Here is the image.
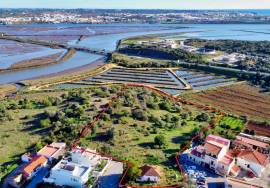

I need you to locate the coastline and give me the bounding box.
[0,49,76,73]
[21,58,107,87]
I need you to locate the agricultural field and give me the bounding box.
[245,121,270,137]
[175,69,236,90]
[208,116,246,140]
[182,83,270,121]
[79,86,221,187]
[83,67,186,94]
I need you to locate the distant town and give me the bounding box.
[1,9,270,24]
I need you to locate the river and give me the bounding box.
[0,23,270,84]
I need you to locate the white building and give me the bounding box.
[138,165,160,182]
[236,150,269,177]
[188,135,233,175]
[37,142,66,162]
[44,147,109,188]
[213,53,246,65]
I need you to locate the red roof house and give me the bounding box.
[22,155,48,178]
[138,165,160,182]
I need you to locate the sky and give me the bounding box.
[1,0,270,9]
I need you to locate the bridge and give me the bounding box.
[0,34,112,56]
[67,45,111,56]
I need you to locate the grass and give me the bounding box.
[207,115,246,140]
[109,53,171,67]
[80,87,216,187]
[217,116,245,129]
[120,36,160,45]
[0,106,58,164]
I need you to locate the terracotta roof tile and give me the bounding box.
[206,134,230,147]
[38,145,58,157]
[236,136,269,149]
[204,142,222,156]
[220,154,233,165]
[140,165,160,177]
[238,150,268,166]
[22,155,47,177]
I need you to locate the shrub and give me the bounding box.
[40,118,51,128]
[154,135,166,148]
[132,108,148,121]
[196,113,210,122]
[127,160,141,181]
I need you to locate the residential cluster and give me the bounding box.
[183,133,270,187]
[1,9,270,24]
[4,133,270,188]
[6,143,120,188]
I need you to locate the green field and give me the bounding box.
[80,86,217,186]
[206,115,246,140]
[0,87,118,181]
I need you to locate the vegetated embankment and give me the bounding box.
[0,49,76,72]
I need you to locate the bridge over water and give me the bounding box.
[0,34,112,56]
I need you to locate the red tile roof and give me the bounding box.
[140,165,160,177]
[231,165,240,173]
[206,134,230,147]
[238,150,269,166]
[22,155,47,177]
[220,154,233,165]
[38,145,58,157]
[204,142,222,156]
[236,136,269,149]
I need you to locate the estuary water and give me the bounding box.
[0,23,270,84]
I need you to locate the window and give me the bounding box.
[211,161,214,165]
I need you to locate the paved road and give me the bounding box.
[97,161,124,188]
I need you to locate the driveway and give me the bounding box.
[97,161,124,188]
[2,164,25,188]
[26,166,49,188]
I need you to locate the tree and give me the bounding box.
[34,141,44,152]
[196,113,210,122]
[154,135,166,148]
[42,98,52,107]
[0,104,7,119]
[132,108,148,121]
[127,160,141,180]
[8,100,18,110]
[159,100,172,111]
[106,127,115,140]
[40,118,51,128]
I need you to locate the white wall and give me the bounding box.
[237,158,264,177]
[188,154,204,165]
[71,151,100,167]
[45,166,91,188]
[138,176,159,182]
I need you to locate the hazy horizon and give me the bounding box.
[1,0,270,9]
